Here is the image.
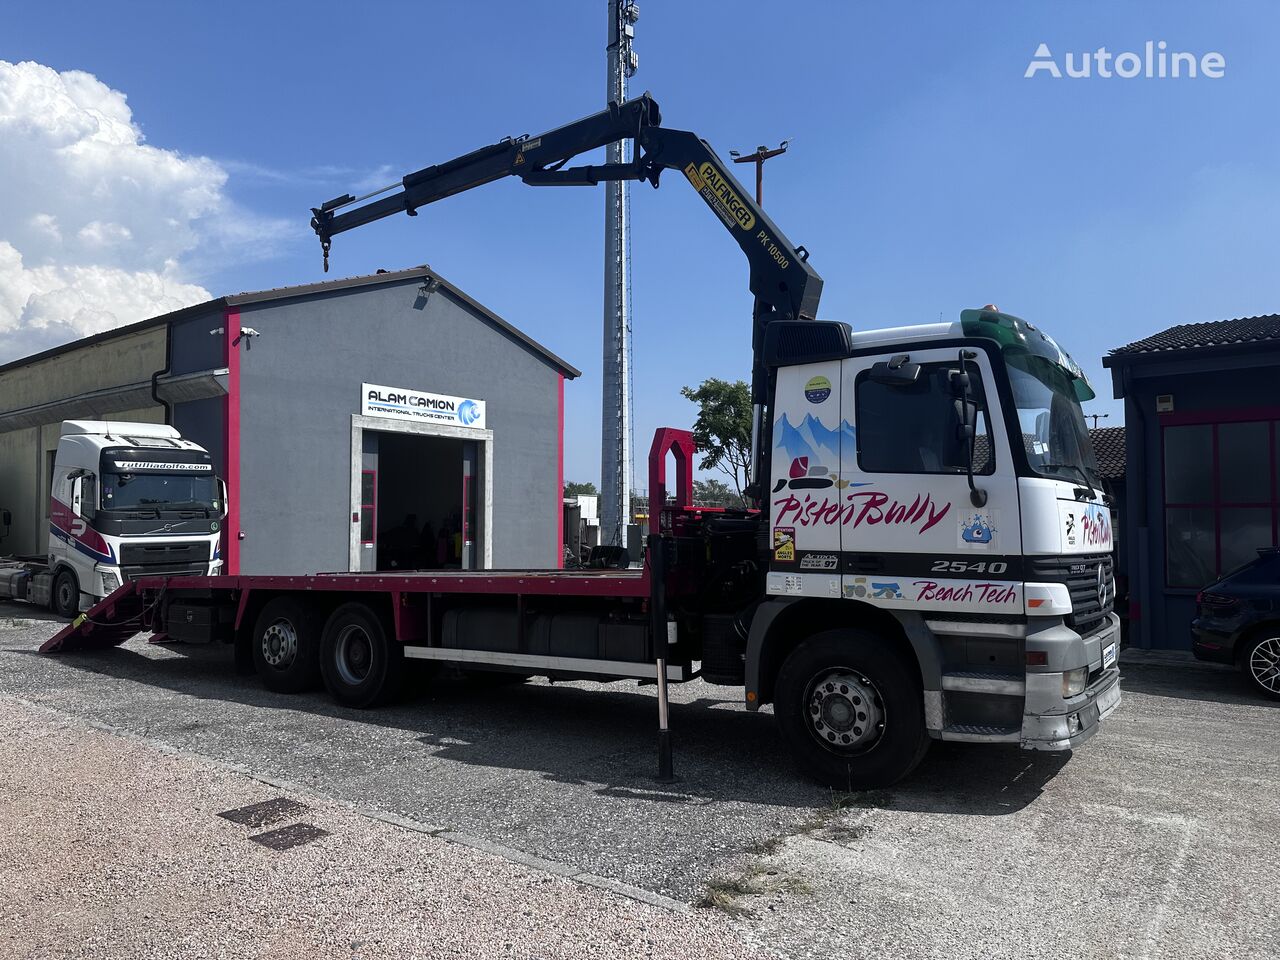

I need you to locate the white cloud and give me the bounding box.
[0,59,286,360]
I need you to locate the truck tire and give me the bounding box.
[774,628,929,790]
[320,602,403,708]
[251,597,321,694]
[52,568,80,620]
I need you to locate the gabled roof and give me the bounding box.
[0,265,580,379]
[1106,314,1280,360]
[1089,426,1126,481]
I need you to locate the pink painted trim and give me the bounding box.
[224,309,241,575]
[556,373,565,568]
[1159,406,1280,426]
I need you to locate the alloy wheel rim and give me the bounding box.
[1250,637,1280,693]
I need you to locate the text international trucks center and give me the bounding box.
[0,266,578,577]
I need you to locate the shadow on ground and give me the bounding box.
[22,637,1069,815]
[1118,655,1276,709]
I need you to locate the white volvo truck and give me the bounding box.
[0,420,225,618]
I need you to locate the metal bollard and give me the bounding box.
[648,533,675,782]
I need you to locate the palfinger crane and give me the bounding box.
[309,93,822,503]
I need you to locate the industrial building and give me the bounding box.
[0,266,578,575]
[1105,314,1280,649]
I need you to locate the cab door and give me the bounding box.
[837,346,1024,615]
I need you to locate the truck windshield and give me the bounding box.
[959,308,1100,488]
[1007,355,1100,485]
[101,472,221,513]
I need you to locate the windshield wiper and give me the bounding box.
[1041,462,1097,501]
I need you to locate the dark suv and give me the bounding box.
[1192,548,1280,700]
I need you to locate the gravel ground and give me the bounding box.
[713,650,1280,960]
[0,697,764,960]
[2,609,1277,958]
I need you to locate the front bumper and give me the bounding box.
[1021,612,1122,751]
[1021,666,1121,750]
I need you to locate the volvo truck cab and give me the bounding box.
[46,420,226,617]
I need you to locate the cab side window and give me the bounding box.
[856,362,994,475]
[81,474,97,518]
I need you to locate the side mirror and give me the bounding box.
[70,477,83,517]
[869,355,921,386]
[954,350,988,508]
[219,479,229,519]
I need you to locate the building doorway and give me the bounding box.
[350,415,490,573]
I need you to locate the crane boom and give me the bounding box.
[310,93,824,501]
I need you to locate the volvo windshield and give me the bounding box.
[101,471,221,513]
[960,307,1100,488]
[98,448,221,515]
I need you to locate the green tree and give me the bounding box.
[680,378,752,498]
[693,477,745,509]
[563,481,598,497]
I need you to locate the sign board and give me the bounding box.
[112,460,213,472]
[361,383,486,429]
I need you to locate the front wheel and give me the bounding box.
[320,602,403,708]
[51,568,80,620]
[1241,633,1280,700]
[774,629,929,790]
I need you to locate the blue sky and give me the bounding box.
[3,1,1277,487]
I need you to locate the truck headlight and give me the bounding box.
[1062,666,1088,698]
[101,571,121,594]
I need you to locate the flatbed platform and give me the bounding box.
[132,567,650,597]
[40,565,654,655]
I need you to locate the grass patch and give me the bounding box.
[698,865,814,916]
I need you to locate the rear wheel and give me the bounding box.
[320,602,403,708]
[251,597,321,694]
[51,568,80,620]
[1241,633,1280,700]
[774,629,929,790]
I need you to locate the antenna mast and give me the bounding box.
[601,0,639,547]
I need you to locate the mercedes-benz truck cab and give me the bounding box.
[48,420,226,617]
[766,307,1120,757]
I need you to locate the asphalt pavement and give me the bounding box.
[1,608,1276,959]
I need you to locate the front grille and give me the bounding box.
[1029,553,1115,637]
[119,542,212,566]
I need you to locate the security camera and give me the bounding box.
[231,327,262,350]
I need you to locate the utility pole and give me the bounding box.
[729,141,790,206]
[601,0,639,547]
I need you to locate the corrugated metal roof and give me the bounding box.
[1108,314,1280,358]
[0,265,580,379]
[1089,425,1125,481]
